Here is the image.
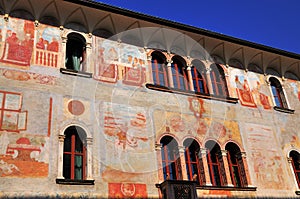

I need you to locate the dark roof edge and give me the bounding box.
[64,0,300,60]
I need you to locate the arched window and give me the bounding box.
[290,150,300,188]
[63,126,87,180]
[151,51,168,87]
[269,77,287,108]
[225,142,247,187]
[65,33,86,71]
[160,136,182,180]
[205,140,226,187]
[171,56,188,90]
[183,138,204,185]
[191,60,208,94]
[210,64,228,97]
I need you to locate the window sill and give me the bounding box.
[273,106,295,114]
[56,178,94,185]
[60,68,92,78]
[196,185,257,191]
[146,83,238,104]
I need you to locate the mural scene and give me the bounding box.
[0,90,49,178]
[101,102,156,187]
[94,38,147,86]
[229,68,271,109]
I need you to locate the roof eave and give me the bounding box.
[64,0,300,60]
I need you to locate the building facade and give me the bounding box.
[1,0,300,198]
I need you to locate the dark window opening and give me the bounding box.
[184,138,205,185]
[161,136,182,180]
[205,140,225,187]
[269,77,287,108]
[151,51,168,87]
[171,56,188,90]
[210,64,228,97]
[63,126,87,180]
[225,142,247,187]
[191,60,208,94]
[290,150,300,188]
[65,33,86,71]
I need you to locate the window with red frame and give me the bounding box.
[225,142,247,187]
[0,90,27,132]
[151,51,168,87]
[290,150,300,188]
[160,136,182,180]
[269,77,288,108]
[191,60,208,94]
[210,64,228,97]
[171,56,188,90]
[205,140,226,187]
[184,138,205,185]
[63,126,87,180]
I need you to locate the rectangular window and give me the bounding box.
[0,90,27,132]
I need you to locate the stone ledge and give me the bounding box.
[146,83,238,103]
[56,178,95,185]
[60,68,93,78]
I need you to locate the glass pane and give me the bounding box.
[75,135,83,153]
[75,155,83,180]
[63,154,71,179]
[64,135,71,152]
[170,162,177,180]
[213,165,221,186]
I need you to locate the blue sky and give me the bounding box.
[95,0,300,55]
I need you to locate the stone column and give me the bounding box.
[240,152,253,187]
[221,150,233,187]
[167,60,174,88]
[186,65,194,91]
[84,40,92,73]
[57,134,65,179]
[178,146,188,180]
[205,67,214,94]
[86,137,93,180]
[61,35,67,69]
[200,148,212,186]
[147,55,153,83]
[156,143,164,182]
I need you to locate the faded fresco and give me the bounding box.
[0,89,50,177]
[0,17,34,67]
[101,102,156,183]
[153,98,243,148]
[244,123,289,190]
[229,69,272,109]
[34,23,60,67]
[94,38,147,86]
[108,183,147,198]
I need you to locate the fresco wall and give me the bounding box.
[0,15,300,198]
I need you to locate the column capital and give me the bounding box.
[155,143,162,151]
[221,149,228,156]
[287,157,293,163]
[205,67,211,74]
[86,137,93,144]
[178,145,186,153]
[240,151,247,158]
[147,55,152,61]
[200,148,207,155]
[167,59,173,66]
[58,135,65,141]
